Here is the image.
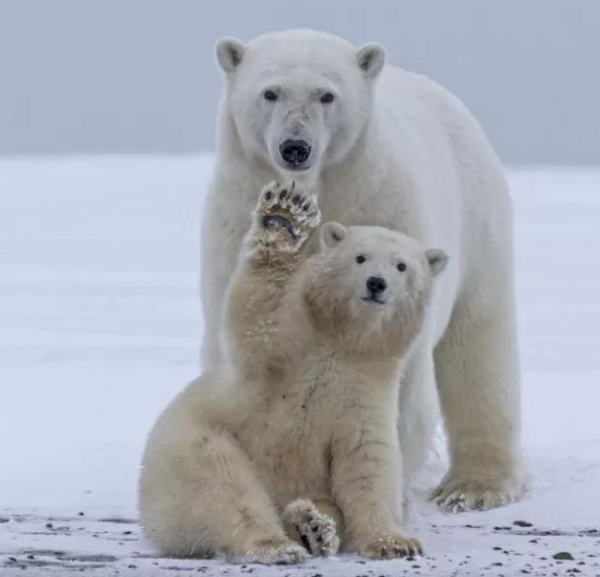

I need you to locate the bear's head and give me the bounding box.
[216,30,385,181]
[303,223,447,357]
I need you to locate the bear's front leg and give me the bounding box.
[244,181,321,265]
[331,397,423,559]
[222,181,320,375]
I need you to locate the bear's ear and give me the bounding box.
[216,37,246,73]
[320,222,348,249]
[356,43,386,79]
[426,249,448,276]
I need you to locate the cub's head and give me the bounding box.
[303,223,448,355]
[216,30,385,182]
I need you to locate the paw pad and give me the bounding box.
[255,181,321,248]
[282,500,340,557]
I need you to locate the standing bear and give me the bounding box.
[139,181,447,561]
[200,29,524,510]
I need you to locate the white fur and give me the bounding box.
[200,29,524,511]
[139,183,435,560]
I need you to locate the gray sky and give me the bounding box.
[1,0,599,164]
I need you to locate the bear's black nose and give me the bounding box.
[366,276,387,294]
[280,139,312,167]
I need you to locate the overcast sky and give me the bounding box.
[0,0,598,164]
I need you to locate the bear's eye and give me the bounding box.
[320,92,335,104]
[263,90,279,102]
[356,255,366,264]
[397,262,407,272]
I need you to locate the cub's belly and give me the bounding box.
[235,390,335,509]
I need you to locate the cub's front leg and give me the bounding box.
[223,181,320,375]
[331,393,423,559]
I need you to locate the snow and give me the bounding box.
[1,156,599,576]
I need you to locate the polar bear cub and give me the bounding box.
[138,181,447,563]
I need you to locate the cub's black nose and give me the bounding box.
[280,139,311,167]
[366,276,387,294]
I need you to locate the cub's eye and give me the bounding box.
[356,255,366,264]
[320,92,335,104]
[263,90,278,102]
[397,262,407,272]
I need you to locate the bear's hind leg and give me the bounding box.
[398,345,440,483]
[282,499,341,557]
[140,426,306,563]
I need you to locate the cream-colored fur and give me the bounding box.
[139,181,447,562]
[202,30,525,512]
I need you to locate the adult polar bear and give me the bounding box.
[201,29,524,511]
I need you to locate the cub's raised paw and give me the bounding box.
[254,181,320,250]
[357,532,423,560]
[282,499,340,557]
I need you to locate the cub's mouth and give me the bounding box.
[361,296,387,306]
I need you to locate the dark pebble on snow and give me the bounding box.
[553,552,575,560]
[514,520,533,527]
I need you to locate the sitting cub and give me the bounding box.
[139,181,447,563]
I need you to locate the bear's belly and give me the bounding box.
[234,370,340,509]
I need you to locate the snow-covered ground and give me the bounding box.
[1,156,599,576]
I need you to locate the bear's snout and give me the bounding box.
[279,139,312,168]
[366,276,387,295]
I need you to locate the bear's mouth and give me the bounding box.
[282,162,312,173]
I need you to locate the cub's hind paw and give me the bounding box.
[283,499,340,557]
[240,539,309,565]
[255,181,320,246]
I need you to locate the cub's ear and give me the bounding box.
[426,249,448,276]
[320,222,348,249]
[216,37,246,73]
[356,43,386,79]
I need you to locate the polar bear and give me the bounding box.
[200,29,524,511]
[139,181,447,561]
